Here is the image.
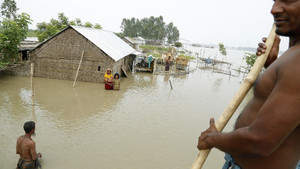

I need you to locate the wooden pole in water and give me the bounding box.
[190,24,277,169]
[153,58,157,73]
[30,62,35,106]
[73,50,85,88]
[29,62,38,121]
[169,80,173,90]
[30,62,34,95]
[132,61,135,73]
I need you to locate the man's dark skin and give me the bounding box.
[16,122,42,166]
[197,0,300,169]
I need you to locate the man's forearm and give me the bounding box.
[205,127,265,157]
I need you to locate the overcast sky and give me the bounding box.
[13,0,289,50]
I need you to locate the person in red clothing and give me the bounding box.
[104,68,113,90]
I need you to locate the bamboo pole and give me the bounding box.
[73,50,85,88]
[169,80,173,90]
[153,58,157,73]
[30,62,35,105]
[30,62,37,121]
[190,24,277,169]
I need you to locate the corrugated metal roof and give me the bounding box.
[71,26,136,61]
[24,37,39,42]
[124,37,136,44]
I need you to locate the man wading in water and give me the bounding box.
[197,0,300,169]
[16,121,42,169]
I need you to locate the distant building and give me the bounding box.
[19,37,40,61]
[123,36,146,49]
[135,36,146,45]
[29,25,136,83]
[123,37,137,49]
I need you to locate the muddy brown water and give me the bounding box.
[0,65,252,169]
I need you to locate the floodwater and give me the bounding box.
[0,49,253,169]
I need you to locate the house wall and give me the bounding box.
[111,55,132,77]
[31,28,118,83]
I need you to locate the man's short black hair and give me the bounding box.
[23,121,35,134]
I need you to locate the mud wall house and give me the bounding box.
[30,25,136,83]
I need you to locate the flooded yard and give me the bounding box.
[0,56,252,169]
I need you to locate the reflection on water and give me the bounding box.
[0,62,252,169]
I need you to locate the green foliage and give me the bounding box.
[140,45,173,59]
[218,42,227,56]
[94,23,102,29]
[166,22,179,44]
[0,61,10,69]
[36,21,59,42]
[174,42,183,48]
[114,32,124,38]
[178,51,185,54]
[121,17,141,37]
[26,29,36,37]
[1,0,18,19]
[178,54,195,60]
[141,16,166,41]
[35,13,69,42]
[0,0,31,64]
[84,22,93,28]
[148,53,161,58]
[139,45,169,52]
[74,18,82,26]
[35,13,102,42]
[0,12,31,63]
[121,16,180,44]
[243,52,257,71]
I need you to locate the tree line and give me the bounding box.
[0,0,181,67]
[35,12,102,42]
[120,16,180,45]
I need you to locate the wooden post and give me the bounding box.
[132,60,135,73]
[30,62,35,106]
[30,62,34,95]
[153,58,157,73]
[190,24,277,169]
[196,53,199,67]
[169,80,173,90]
[73,50,85,88]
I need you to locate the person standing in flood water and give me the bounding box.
[113,73,120,90]
[165,56,171,71]
[104,68,113,90]
[16,121,42,169]
[197,0,300,169]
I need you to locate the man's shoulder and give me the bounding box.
[277,46,300,70]
[17,135,25,142]
[22,138,35,148]
[283,45,300,58]
[273,47,300,89]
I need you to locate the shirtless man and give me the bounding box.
[197,0,300,169]
[16,121,42,169]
